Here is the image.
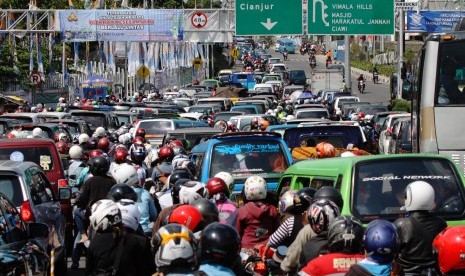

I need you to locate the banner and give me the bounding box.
[59,9,184,42]
[407,10,465,33]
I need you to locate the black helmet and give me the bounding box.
[294,187,317,211]
[107,184,137,202]
[87,137,98,150]
[89,155,110,176]
[109,132,119,143]
[327,215,364,254]
[313,186,344,210]
[171,178,191,205]
[169,168,194,187]
[192,198,219,225]
[199,223,240,268]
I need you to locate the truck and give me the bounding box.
[311,69,344,92]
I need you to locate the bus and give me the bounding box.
[411,21,465,175]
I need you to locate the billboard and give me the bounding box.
[407,10,465,32]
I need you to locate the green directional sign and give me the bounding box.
[236,0,303,35]
[308,0,394,35]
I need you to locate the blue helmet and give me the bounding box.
[364,220,399,264]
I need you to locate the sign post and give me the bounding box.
[230,48,240,59]
[235,0,303,35]
[137,65,150,79]
[308,0,395,34]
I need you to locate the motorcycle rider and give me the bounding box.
[373,66,379,83]
[357,74,366,93]
[283,48,288,61]
[433,226,465,275]
[205,177,238,226]
[393,181,447,275]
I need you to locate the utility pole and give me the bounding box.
[344,35,351,91]
[397,9,404,99]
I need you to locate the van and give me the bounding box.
[277,38,296,54]
[277,154,465,225]
[70,110,120,132]
[191,132,293,197]
[232,72,256,90]
[197,97,232,111]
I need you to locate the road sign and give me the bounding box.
[137,65,150,79]
[191,11,208,28]
[308,0,395,35]
[230,48,240,59]
[395,2,417,11]
[235,0,303,35]
[29,72,42,86]
[193,57,203,69]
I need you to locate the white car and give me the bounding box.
[378,113,411,155]
[274,42,280,52]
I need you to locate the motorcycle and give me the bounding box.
[325,58,332,68]
[373,71,379,84]
[310,58,316,69]
[300,46,307,55]
[358,80,365,94]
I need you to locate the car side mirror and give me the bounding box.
[28,222,49,239]
[58,187,71,200]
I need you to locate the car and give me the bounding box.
[201,79,222,91]
[229,114,278,131]
[0,161,70,274]
[230,105,259,114]
[253,83,276,95]
[288,70,307,86]
[277,154,465,225]
[36,112,73,121]
[269,63,287,74]
[188,104,222,115]
[162,128,223,150]
[1,113,47,124]
[0,118,22,135]
[388,117,412,154]
[378,113,411,155]
[294,108,330,120]
[234,100,268,114]
[69,110,120,133]
[333,96,360,114]
[372,111,408,135]
[214,111,246,123]
[19,123,73,142]
[111,111,139,127]
[267,58,282,70]
[47,119,93,137]
[196,97,232,111]
[191,132,293,198]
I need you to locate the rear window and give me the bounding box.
[0,175,23,207]
[337,99,358,109]
[296,110,328,119]
[232,106,257,114]
[189,106,211,113]
[1,116,32,124]
[0,148,55,172]
[353,158,465,222]
[138,121,173,134]
[210,140,289,178]
[72,114,105,131]
[290,71,306,78]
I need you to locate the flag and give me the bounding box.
[146,42,155,74]
[74,42,80,70]
[37,35,44,73]
[107,41,115,75]
[29,34,34,73]
[49,15,55,74]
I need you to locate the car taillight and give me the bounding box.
[20,200,35,222]
[58,179,68,187]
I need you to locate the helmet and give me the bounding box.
[112,163,138,186]
[206,177,229,199]
[433,226,465,273]
[179,181,206,205]
[358,112,365,119]
[172,146,187,156]
[403,181,435,211]
[173,86,179,92]
[307,199,340,234]
[152,223,198,270]
[130,143,146,163]
[192,198,219,225]
[95,127,106,138]
[132,136,146,145]
[78,133,90,145]
[169,168,194,186]
[88,149,104,159]
[114,148,128,164]
[69,145,83,159]
[116,199,141,231]
[89,155,110,176]
[87,137,98,150]
[55,141,69,155]
[364,219,399,263]
[258,119,270,131]
[244,175,267,201]
[169,205,203,232]
[32,127,43,138]
[89,199,122,233]
[159,146,175,162]
[98,137,110,152]
[172,178,191,205]
[109,132,119,143]
[135,128,146,138]
[214,172,234,193]
[316,142,335,158]
[313,186,344,210]
[172,157,196,176]
[107,184,138,202]
[199,223,240,268]
[279,190,296,215]
[294,187,317,211]
[170,140,184,148]
[327,215,364,253]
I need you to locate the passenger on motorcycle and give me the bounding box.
[206,176,238,227]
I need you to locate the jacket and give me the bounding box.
[300,231,329,267]
[77,175,116,209]
[346,259,393,276]
[281,224,317,272]
[299,252,364,276]
[236,201,279,249]
[133,187,158,234]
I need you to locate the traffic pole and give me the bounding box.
[397,10,404,100]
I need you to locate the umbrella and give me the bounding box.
[299,92,314,99]
[289,90,303,101]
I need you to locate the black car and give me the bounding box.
[288,70,307,86]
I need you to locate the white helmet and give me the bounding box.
[32,127,43,138]
[173,86,179,92]
[172,156,191,169]
[78,133,90,145]
[116,199,141,231]
[286,115,295,121]
[279,190,296,215]
[403,181,435,212]
[244,176,268,201]
[95,127,106,138]
[335,110,342,116]
[152,223,197,269]
[89,199,122,233]
[112,163,138,186]
[179,181,205,205]
[214,172,234,192]
[340,151,356,157]
[118,133,132,145]
[58,97,65,103]
[69,145,83,159]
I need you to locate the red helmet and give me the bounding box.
[316,142,335,158]
[434,226,465,274]
[88,149,104,159]
[6,132,15,139]
[133,136,146,144]
[169,205,203,232]
[98,137,110,152]
[169,140,183,148]
[206,177,229,198]
[135,128,146,139]
[114,148,128,164]
[158,146,174,162]
[358,112,365,119]
[55,141,69,155]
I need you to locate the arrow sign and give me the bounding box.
[261,18,277,30]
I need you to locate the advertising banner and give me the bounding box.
[59,9,184,42]
[407,10,465,32]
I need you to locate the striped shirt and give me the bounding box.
[269,216,295,247]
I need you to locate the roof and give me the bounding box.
[0,138,56,146]
[166,127,223,135]
[0,160,38,173]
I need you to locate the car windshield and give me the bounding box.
[116,115,131,126]
[296,110,328,119]
[0,175,23,207]
[353,158,465,222]
[0,147,55,172]
[189,106,211,113]
[72,114,105,131]
[232,107,256,114]
[210,140,289,178]
[138,121,173,134]
[1,116,32,124]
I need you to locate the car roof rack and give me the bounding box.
[212,131,281,139]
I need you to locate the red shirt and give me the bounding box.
[300,252,365,276]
